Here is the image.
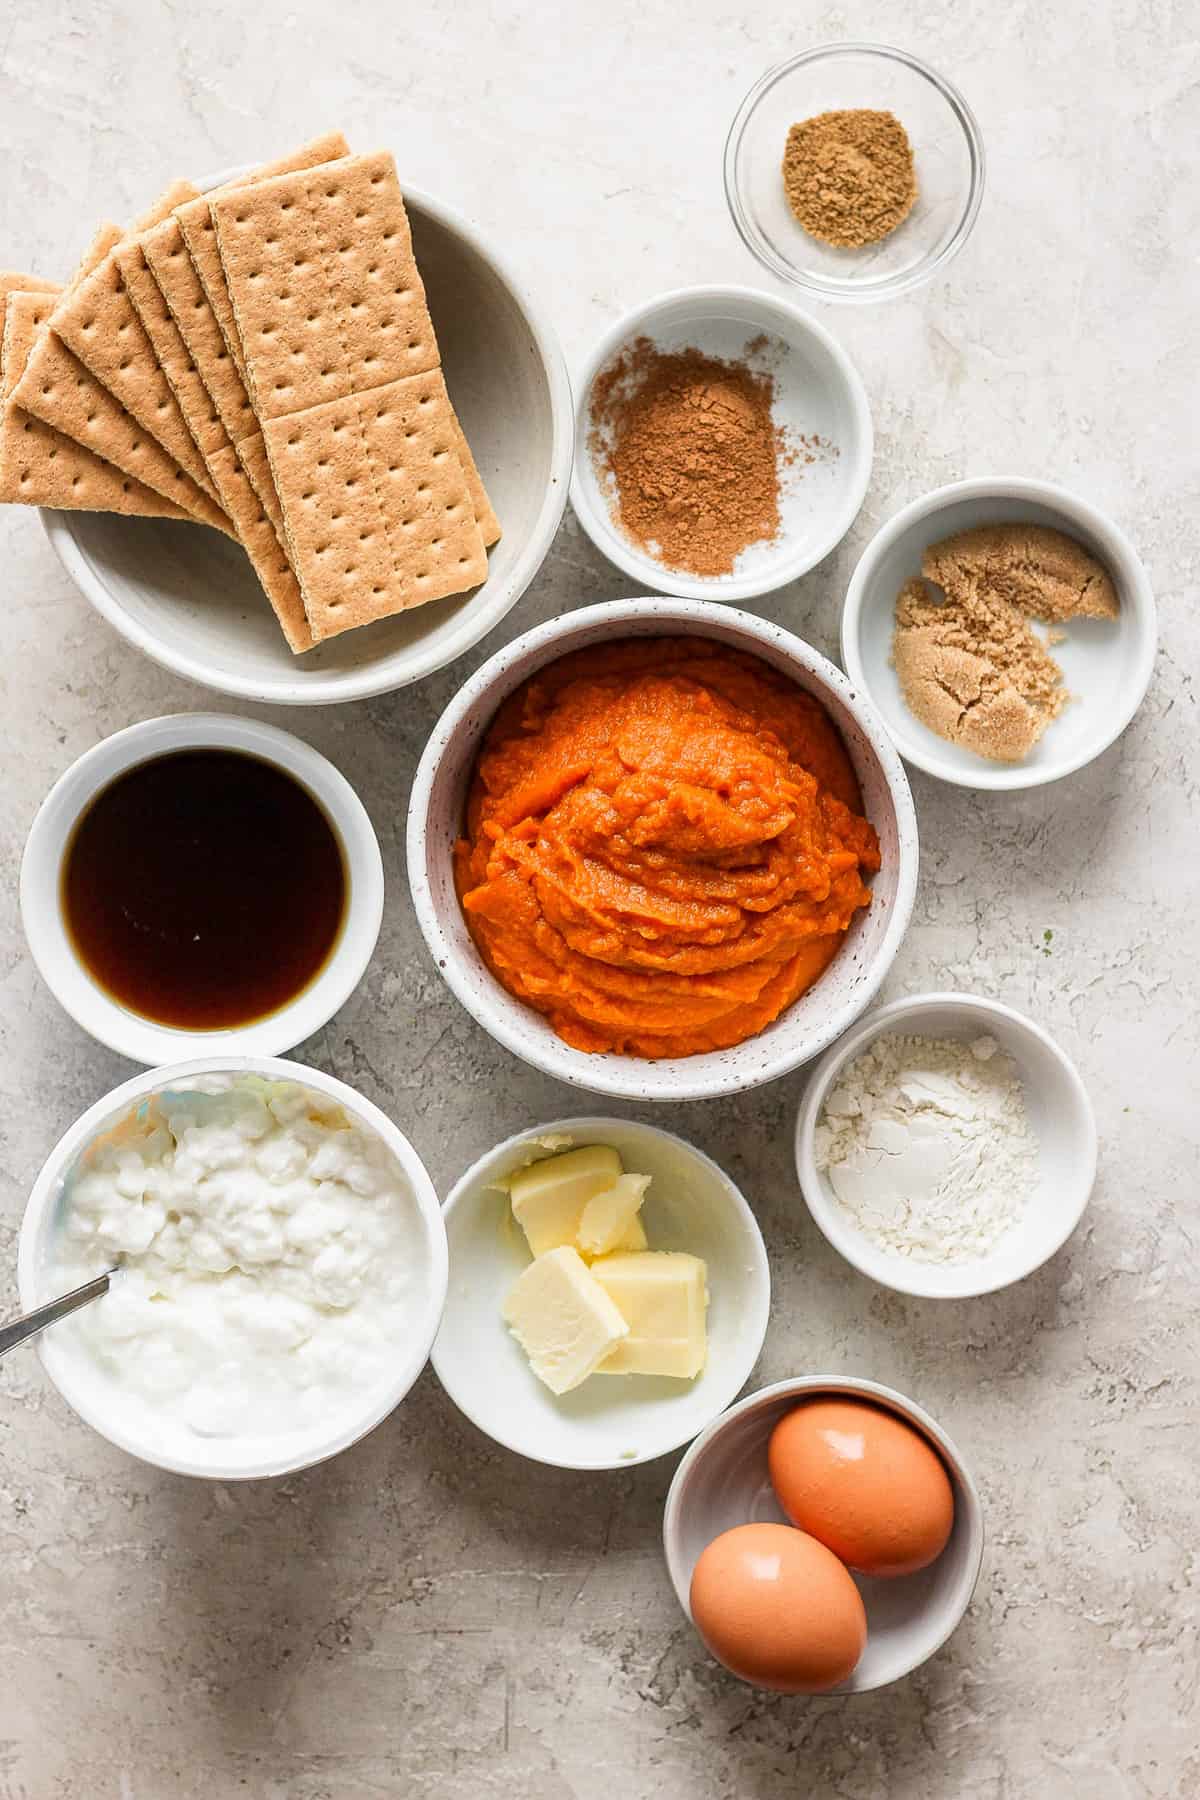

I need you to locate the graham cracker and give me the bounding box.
[211,151,439,417]
[175,133,351,386]
[141,215,259,448]
[65,224,123,296]
[8,308,232,531]
[263,368,487,640]
[211,150,499,545]
[207,437,314,652]
[114,233,311,648]
[0,273,59,363]
[131,178,203,235]
[116,238,231,463]
[17,204,224,506]
[0,290,189,520]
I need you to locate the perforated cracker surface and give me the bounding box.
[142,217,259,448]
[30,239,221,505]
[176,133,351,383]
[263,368,487,640]
[1,291,189,519]
[116,240,229,465]
[211,152,439,420]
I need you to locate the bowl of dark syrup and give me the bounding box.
[21,716,383,1063]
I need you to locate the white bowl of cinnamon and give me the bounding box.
[570,286,872,602]
[842,477,1157,791]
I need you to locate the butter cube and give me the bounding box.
[577,1172,650,1258]
[509,1145,623,1257]
[591,1251,708,1379]
[612,1210,648,1253]
[502,1246,629,1394]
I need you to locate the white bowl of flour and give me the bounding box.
[795,993,1096,1298]
[18,1059,448,1479]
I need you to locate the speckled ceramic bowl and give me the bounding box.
[406,598,918,1102]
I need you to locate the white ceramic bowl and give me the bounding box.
[407,598,918,1103]
[725,44,985,304]
[17,1056,448,1480]
[663,1375,984,1692]
[795,992,1098,1298]
[570,286,872,600]
[44,177,572,705]
[431,1117,770,1470]
[842,477,1157,790]
[20,713,384,1064]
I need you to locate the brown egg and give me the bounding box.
[768,1398,954,1578]
[689,1522,867,1693]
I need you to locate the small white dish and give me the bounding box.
[663,1375,984,1692]
[407,597,918,1103]
[44,177,573,706]
[794,992,1098,1298]
[841,477,1157,790]
[725,43,985,305]
[20,713,384,1064]
[17,1056,448,1481]
[570,285,872,600]
[431,1117,770,1470]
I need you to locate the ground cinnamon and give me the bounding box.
[589,338,783,577]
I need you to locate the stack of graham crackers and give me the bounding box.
[0,133,500,653]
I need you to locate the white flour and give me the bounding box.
[813,1033,1037,1263]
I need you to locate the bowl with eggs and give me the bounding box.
[17,1057,448,1481]
[407,596,918,1102]
[663,1375,984,1693]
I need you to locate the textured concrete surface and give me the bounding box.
[1,3,1196,1796]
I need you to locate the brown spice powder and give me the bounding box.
[783,110,917,248]
[589,338,783,577]
[891,524,1120,763]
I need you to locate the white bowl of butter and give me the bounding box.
[18,1058,448,1480]
[432,1119,771,1470]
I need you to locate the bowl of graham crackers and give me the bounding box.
[4,132,572,704]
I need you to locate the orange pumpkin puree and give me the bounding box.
[454,638,881,1059]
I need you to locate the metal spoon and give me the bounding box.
[0,1271,116,1358]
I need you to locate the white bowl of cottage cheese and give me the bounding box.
[18,1059,447,1479]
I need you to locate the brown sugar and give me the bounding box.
[783,110,917,248]
[891,523,1120,764]
[922,524,1120,623]
[589,338,783,577]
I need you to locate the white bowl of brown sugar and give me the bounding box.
[841,477,1157,791]
[570,286,873,602]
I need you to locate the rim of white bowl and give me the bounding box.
[723,43,987,305]
[569,284,873,600]
[17,1055,449,1481]
[20,713,384,1064]
[841,475,1158,790]
[406,597,919,1102]
[42,178,573,706]
[794,991,1099,1298]
[662,1373,986,1692]
[431,1115,772,1470]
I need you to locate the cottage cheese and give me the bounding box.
[52,1077,424,1439]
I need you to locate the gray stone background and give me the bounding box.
[1,2,1196,1795]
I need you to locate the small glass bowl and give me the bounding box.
[725,42,985,304]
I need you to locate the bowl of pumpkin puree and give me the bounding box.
[408,599,918,1102]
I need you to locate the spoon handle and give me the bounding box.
[0,1272,113,1357]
